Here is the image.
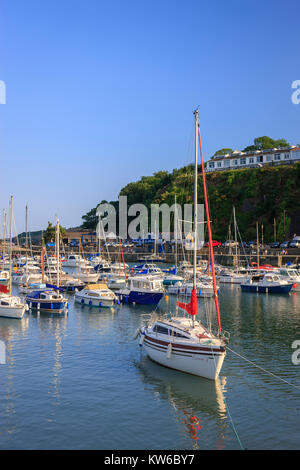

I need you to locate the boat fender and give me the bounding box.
[81,299,84,304]
[89,300,92,306]
[99,302,102,307]
[167,343,172,359]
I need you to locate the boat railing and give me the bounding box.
[212,328,230,343]
[140,312,158,326]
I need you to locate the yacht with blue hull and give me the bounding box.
[131,263,163,277]
[240,274,294,294]
[116,276,164,305]
[26,290,68,313]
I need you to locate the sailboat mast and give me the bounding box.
[256,221,260,269]
[2,210,6,270]
[25,205,28,281]
[174,195,177,269]
[41,239,45,283]
[78,239,81,281]
[56,219,60,288]
[193,110,198,291]
[197,118,222,335]
[9,196,13,295]
[233,206,238,272]
[25,205,28,253]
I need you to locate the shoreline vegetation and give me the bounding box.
[81,163,300,242]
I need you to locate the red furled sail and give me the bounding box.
[0,284,9,294]
[177,288,198,316]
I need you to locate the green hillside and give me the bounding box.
[82,163,300,242]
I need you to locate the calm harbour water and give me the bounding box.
[0,278,300,450]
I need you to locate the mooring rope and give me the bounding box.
[227,346,300,391]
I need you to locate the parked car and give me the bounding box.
[289,236,300,248]
[270,241,281,248]
[204,240,221,247]
[279,241,290,249]
[222,240,238,247]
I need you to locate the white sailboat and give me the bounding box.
[0,197,27,319]
[136,110,228,380]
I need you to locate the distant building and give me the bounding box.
[205,146,300,172]
[64,228,96,244]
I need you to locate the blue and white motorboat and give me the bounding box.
[26,289,68,313]
[130,263,163,277]
[240,273,294,294]
[116,275,165,305]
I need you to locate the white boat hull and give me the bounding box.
[78,273,99,283]
[218,275,249,284]
[142,333,225,380]
[167,284,215,298]
[0,305,25,319]
[75,294,115,308]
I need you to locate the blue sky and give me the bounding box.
[1,0,299,231]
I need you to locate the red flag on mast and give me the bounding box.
[0,284,9,294]
[177,288,198,316]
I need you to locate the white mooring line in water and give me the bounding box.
[228,347,300,391]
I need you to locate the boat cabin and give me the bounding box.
[129,276,164,291]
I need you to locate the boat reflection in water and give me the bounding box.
[135,355,229,449]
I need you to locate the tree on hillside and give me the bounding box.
[244,136,289,152]
[213,148,234,156]
[81,200,119,231]
[44,221,66,244]
[82,207,98,230]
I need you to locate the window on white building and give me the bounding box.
[209,162,215,168]
[274,154,281,161]
[234,160,238,165]
[240,158,246,165]
[217,162,222,167]
[284,153,290,159]
[249,157,254,163]
[266,155,272,162]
